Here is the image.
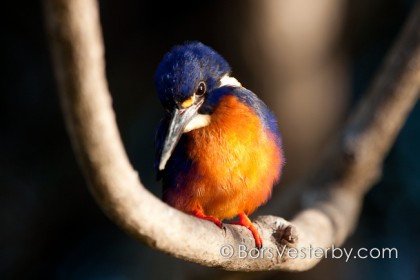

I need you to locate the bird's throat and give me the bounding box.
[183,114,211,133]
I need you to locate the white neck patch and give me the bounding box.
[220,75,242,87]
[182,75,241,134]
[184,114,211,133]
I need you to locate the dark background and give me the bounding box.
[1,0,419,279]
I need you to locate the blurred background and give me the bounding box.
[1,0,419,279]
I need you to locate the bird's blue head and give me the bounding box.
[154,41,231,111]
[155,42,237,170]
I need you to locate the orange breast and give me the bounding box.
[169,95,283,219]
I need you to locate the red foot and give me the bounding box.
[231,213,263,248]
[193,209,223,228]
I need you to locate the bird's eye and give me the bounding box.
[195,82,207,96]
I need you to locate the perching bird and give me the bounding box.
[154,42,284,248]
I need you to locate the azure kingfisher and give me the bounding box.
[154,42,284,248]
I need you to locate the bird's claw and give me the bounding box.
[193,209,223,229]
[231,213,263,248]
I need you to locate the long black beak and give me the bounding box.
[158,102,201,171]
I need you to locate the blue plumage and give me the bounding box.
[154,41,231,111]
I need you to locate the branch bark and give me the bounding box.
[44,0,420,272]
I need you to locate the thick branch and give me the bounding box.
[44,0,420,272]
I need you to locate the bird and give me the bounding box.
[154,41,284,248]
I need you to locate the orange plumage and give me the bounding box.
[163,95,283,220]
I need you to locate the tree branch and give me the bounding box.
[44,0,420,272]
